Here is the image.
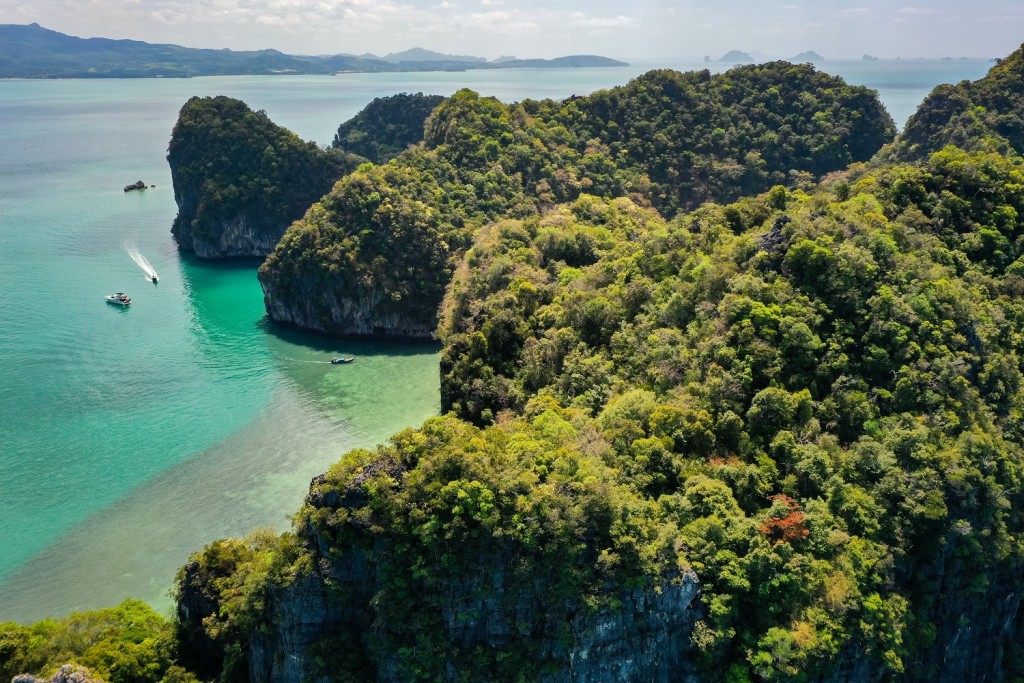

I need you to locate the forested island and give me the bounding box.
[0,23,627,78]
[5,46,1024,683]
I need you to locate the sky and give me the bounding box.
[1,0,1022,61]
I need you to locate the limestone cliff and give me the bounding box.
[176,415,706,682]
[168,96,354,259]
[246,554,702,683]
[240,466,703,683]
[260,276,439,338]
[257,162,467,339]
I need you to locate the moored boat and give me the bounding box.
[105,292,131,306]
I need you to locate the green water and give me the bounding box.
[0,58,992,622]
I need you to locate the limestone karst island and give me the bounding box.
[3,16,1024,683]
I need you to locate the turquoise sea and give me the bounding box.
[0,58,991,622]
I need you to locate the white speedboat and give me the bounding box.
[105,292,131,306]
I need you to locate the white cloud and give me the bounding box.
[569,13,635,29]
[454,10,539,34]
[3,0,1023,62]
[897,6,942,16]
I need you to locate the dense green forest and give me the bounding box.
[332,93,446,164]
[8,51,1024,682]
[0,600,193,683]
[201,150,1024,682]
[259,63,893,336]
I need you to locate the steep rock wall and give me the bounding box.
[171,212,285,259]
[260,278,438,339]
[243,468,703,683]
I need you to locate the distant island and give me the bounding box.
[374,47,488,64]
[863,54,880,61]
[716,50,754,63]
[790,50,824,62]
[0,23,627,78]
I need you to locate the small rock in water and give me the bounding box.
[124,180,146,192]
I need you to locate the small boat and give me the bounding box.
[151,275,158,283]
[105,292,131,306]
[330,357,355,364]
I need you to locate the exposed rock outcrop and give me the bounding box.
[247,558,702,683]
[123,180,146,192]
[239,464,703,683]
[13,665,105,683]
[260,278,439,338]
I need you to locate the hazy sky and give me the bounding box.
[1,0,1022,61]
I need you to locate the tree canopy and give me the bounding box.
[260,63,894,336]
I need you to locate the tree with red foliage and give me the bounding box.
[759,494,810,545]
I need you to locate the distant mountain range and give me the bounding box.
[0,24,628,78]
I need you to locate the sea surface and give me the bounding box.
[0,57,991,622]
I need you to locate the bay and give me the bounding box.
[0,57,992,622]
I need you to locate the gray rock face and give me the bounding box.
[248,558,701,683]
[173,212,282,259]
[260,278,438,338]
[244,472,703,683]
[555,580,702,683]
[12,665,105,683]
[895,557,1021,683]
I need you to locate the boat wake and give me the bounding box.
[125,243,158,281]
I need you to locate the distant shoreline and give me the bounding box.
[0,23,628,79]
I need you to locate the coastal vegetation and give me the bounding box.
[332,93,446,164]
[8,47,1024,683]
[0,600,190,683]
[258,63,894,336]
[191,148,1024,681]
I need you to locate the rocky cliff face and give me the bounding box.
[243,470,703,683]
[13,665,104,683]
[896,550,1022,683]
[259,278,438,338]
[171,211,286,259]
[239,524,1024,683]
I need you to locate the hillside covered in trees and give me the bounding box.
[258,63,894,336]
[181,148,1024,683]
[891,44,1024,161]
[8,50,1024,683]
[332,93,447,164]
